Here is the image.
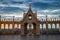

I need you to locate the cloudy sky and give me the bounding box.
[0,0,60,20]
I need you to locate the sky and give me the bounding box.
[0,0,60,20]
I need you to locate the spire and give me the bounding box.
[27,4,33,13]
[29,4,31,9]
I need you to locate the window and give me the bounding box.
[28,15,32,20]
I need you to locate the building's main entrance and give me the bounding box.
[24,23,37,35]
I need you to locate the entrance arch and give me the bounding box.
[23,23,37,35]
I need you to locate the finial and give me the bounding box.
[29,4,32,9]
[46,15,47,21]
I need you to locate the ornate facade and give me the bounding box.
[0,4,60,35]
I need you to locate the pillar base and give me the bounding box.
[21,33,25,36]
[8,31,10,33]
[36,33,40,36]
[27,31,33,36]
[11,31,14,34]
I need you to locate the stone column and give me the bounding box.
[12,22,14,33]
[55,24,57,29]
[46,15,48,32]
[39,24,41,33]
[59,15,60,31]
[8,24,10,33]
[42,24,43,30]
[17,24,19,33]
[21,24,24,35]
[55,18,57,29]
[0,15,1,31]
[51,24,52,30]
[28,24,32,35]
[12,16,14,33]
[17,24,19,29]
[4,23,5,32]
[0,23,1,31]
[46,23,48,31]
[59,23,60,31]
[36,24,40,35]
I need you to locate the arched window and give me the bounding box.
[28,14,32,20]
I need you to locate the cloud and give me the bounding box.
[40,9,60,13]
[0,4,29,9]
[0,4,29,15]
[9,4,29,9]
[0,0,60,20]
[37,9,60,15]
[1,12,23,17]
[32,2,60,10]
[13,0,27,2]
[0,12,23,21]
[49,9,60,13]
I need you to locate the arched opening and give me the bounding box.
[24,23,28,34]
[28,14,32,20]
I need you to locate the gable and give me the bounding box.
[21,4,39,23]
[22,11,39,22]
